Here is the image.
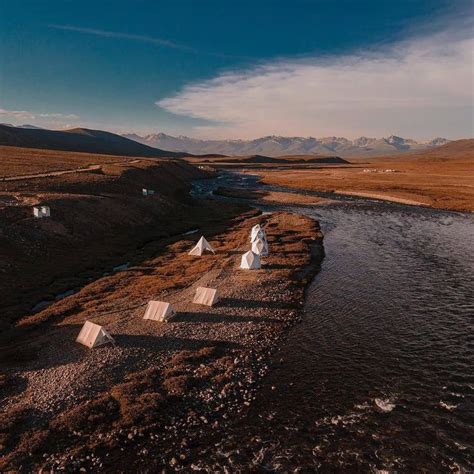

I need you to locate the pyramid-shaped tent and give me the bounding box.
[240,250,261,270]
[76,321,114,348]
[193,287,219,306]
[189,236,215,256]
[250,224,262,242]
[251,229,267,244]
[252,237,269,256]
[143,301,175,321]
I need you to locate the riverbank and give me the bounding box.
[172,174,474,471]
[255,154,474,212]
[0,209,323,470]
[214,186,331,206]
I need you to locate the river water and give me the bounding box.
[194,172,474,471]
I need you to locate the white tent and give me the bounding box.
[251,229,267,243]
[76,321,114,348]
[143,301,175,321]
[188,236,215,256]
[33,206,50,218]
[240,250,261,270]
[252,237,269,256]
[41,206,51,217]
[193,287,219,306]
[250,224,262,242]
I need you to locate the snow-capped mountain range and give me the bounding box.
[122,133,450,157]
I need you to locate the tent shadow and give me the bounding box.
[263,263,298,270]
[219,297,295,310]
[171,312,282,324]
[0,322,89,373]
[113,334,242,352]
[0,373,28,403]
[128,266,156,275]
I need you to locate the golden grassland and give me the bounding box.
[255,141,474,212]
[257,159,473,212]
[0,146,153,177]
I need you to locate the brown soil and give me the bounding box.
[0,150,229,327]
[0,211,323,471]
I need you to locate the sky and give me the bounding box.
[0,0,473,140]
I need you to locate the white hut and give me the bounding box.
[76,321,114,348]
[142,188,155,196]
[193,287,219,306]
[33,206,50,218]
[188,236,215,256]
[252,237,269,256]
[143,301,175,322]
[240,251,261,270]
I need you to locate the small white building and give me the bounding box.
[142,188,155,196]
[33,206,50,218]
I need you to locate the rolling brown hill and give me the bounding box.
[0,124,188,158]
[349,138,474,162]
[409,138,474,161]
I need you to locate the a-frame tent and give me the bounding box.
[76,321,114,348]
[193,287,219,306]
[143,301,175,321]
[188,236,215,256]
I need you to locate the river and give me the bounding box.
[193,171,474,471]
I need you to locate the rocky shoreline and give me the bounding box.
[0,209,323,471]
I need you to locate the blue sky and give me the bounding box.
[0,0,472,139]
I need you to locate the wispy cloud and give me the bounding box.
[157,28,474,139]
[49,24,195,51]
[49,24,244,59]
[0,108,79,120]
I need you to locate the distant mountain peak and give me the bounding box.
[123,132,450,157]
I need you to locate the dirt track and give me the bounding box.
[2,164,103,181]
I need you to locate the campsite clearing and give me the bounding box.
[0,211,323,471]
